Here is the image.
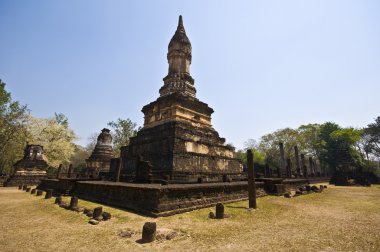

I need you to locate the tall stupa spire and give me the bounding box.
[159,15,196,97]
[177,15,185,33]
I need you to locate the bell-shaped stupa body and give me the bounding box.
[86,128,114,177]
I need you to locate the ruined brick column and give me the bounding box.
[114,157,122,182]
[279,142,285,178]
[247,149,257,209]
[56,164,62,179]
[286,158,292,178]
[301,154,307,178]
[67,164,73,178]
[294,145,301,178]
[309,157,315,177]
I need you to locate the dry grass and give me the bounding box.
[0,184,379,252]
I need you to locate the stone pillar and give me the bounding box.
[18,185,22,190]
[142,222,157,243]
[69,196,78,209]
[309,157,315,177]
[93,206,103,219]
[215,203,224,219]
[36,190,43,196]
[31,188,36,194]
[55,196,62,205]
[286,158,292,178]
[22,185,27,191]
[301,154,307,178]
[247,149,257,209]
[279,142,286,177]
[314,160,321,177]
[114,157,122,182]
[294,145,301,178]
[45,189,53,199]
[26,187,31,192]
[56,164,63,179]
[67,164,73,178]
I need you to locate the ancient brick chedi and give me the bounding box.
[5,144,48,186]
[120,16,242,182]
[86,128,114,177]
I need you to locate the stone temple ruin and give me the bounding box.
[86,128,114,178]
[118,15,242,183]
[37,16,329,217]
[5,144,48,186]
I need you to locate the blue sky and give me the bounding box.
[1,0,379,149]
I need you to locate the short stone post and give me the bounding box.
[294,145,301,178]
[67,164,73,178]
[31,188,36,194]
[45,189,53,199]
[279,142,286,177]
[305,185,311,192]
[36,190,43,196]
[247,149,257,209]
[54,196,62,205]
[301,154,307,178]
[69,196,78,209]
[319,185,324,192]
[114,157,122,182]
[142,222,157,243]
[26,187,31,192]
[215,203,224,219]
[56,164,63,179]
[93,206,103,219]
[286,158,292,178]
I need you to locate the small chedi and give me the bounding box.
[86,128,114,177]
[119,16,242,182]
[5,144,48,186]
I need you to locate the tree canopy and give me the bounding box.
[107,118,139,154]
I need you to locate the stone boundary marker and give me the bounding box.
[215,203,224,219]
[45,189,53,199]
[142,222,156,243]
[55,196,62,205]
[93,207,103,220]
[69,196,78,209]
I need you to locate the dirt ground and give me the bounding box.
[0,183,379,252]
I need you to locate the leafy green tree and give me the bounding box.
[236,148,266,166]
[107,118,139,154]
[0,79,29,174]
[363,116,380,158]
[69,144,90,172]
[256,127,307,169]
[27,114,77,168]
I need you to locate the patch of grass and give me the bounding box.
[1,184,380,251]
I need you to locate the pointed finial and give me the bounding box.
[177,15,185,33]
